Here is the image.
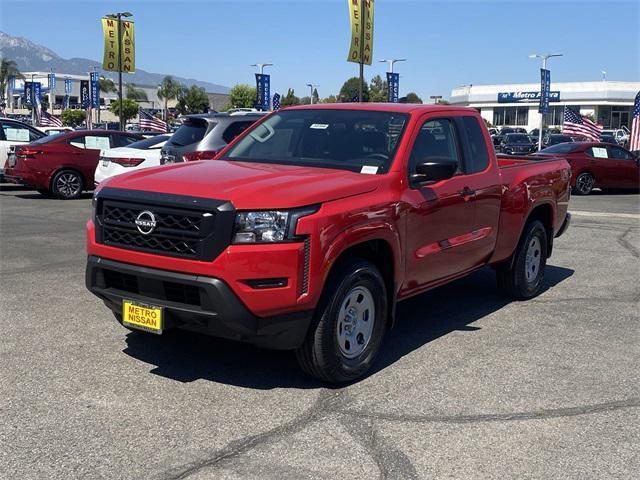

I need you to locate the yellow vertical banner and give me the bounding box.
[347,0,374,65]
[102,17,136,73]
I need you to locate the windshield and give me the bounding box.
[505,134,530,143]
[168,119,210,147]
[540,143,581,154]
[223,109,409,173]
[128,135,170,150]
[31,132,66,145]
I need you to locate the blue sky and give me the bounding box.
[1,0,638,100]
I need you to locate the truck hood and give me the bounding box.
[100,160,381,209]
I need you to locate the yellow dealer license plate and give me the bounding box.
[122,300,163,334]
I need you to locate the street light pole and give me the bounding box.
[529,53,563,151]
[306,83,319,104]
[106,11,132,131]
[251,63,273,75]
[379,58,406,74]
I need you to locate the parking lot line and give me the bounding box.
[569,210,640,219]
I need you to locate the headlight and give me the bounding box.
[232,206,318,244]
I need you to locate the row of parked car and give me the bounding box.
[488,126,629,155]
[1,111,638,198]
[1,111,265,199]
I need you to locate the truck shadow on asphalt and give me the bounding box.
[122,265,574,389]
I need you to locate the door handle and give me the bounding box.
[459,187,475,197]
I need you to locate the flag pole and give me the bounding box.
[358,0,365,102]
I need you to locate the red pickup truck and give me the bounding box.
[86,104,571,382]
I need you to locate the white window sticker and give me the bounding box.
[309,123,329,130]
[85,136,111,150]
[4,128,30,142]
[592,147,608,158]
[360,165,379,175]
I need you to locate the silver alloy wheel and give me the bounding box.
[525,236,542,283]
[576,173,594,194]
[336,285,375,359]
[56,172,81,198]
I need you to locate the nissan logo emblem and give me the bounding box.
[135,210,157,235]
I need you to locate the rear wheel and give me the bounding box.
[497,220,548,299]
[296,258,388,383]
[573,172,594,195]
[52,170,84,199]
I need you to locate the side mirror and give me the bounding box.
[410,159,457,186]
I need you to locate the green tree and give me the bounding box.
[404,92,423,104]
[312,88,320,104]
[339,77,369,102]
[321,94,337,103]
[369,75,387,102]
[175,85,210,114]
[60,109,86,127]
[98,76,116,94]
[281,88,301,106]
[109,98,140,123]
[224,84,256,110]
[436,98,450,105]
[0,58,24,102]
[157,76,182,121]
[300,96,311,105]
[125,83,148,102]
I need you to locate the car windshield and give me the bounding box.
[223,109,409,173]
[501,128,515,134]
[127,135,171,150]
[506,134,530,143]
[540,143,582,153]
[30,132,66,145]
[168,119,210,147]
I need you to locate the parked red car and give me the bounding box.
[86,104,571,382]
[4,130,143,199]
[535,142,639,195]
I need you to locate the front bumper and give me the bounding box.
[86,256,313,349]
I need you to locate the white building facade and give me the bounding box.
[450,81,640,131]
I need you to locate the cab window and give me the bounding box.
[409,118,462,175]
[460,116,489,173]
[608,146,633,160]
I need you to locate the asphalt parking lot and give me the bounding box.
[1,185,638,479]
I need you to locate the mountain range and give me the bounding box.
[0,31,229,94]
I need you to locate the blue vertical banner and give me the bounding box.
[539,68,551,114]
[33,82,42,105]
[24,81,33,105]
[90,72,100,108]
[80,80,90,109]
[8,75,16,94]
[47,73,56,92]
[255,73,270,111]
[64,78,72,109]
[386,72,400,103]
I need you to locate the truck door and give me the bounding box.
[402,115,481,294]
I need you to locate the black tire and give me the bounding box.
[36,188,51,197]
[296,258,388,383]
[573,172,594,195]
[51,169,84,199]
[497,220,548,300]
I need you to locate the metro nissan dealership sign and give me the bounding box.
[498,91,560,103]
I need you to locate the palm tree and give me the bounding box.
[96,76,116,124]
[157,76,181,123]
[0,58,24,104]
[125,83,148,102]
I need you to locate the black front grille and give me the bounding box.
[95,188,236,261]
[101,268,202,306]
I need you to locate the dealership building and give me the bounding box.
[450,81,640,131]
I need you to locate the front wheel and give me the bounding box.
[497,220,548,300]
[296,258,388,383]
[52,170,84,199]
[573,172,594,195]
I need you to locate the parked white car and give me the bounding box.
[94,134,170,185]
[1,118,45,181]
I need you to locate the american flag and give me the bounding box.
[272,93,281,110]
[562,106,601,141]
[629,90,640,152]
[139,108,168,132]
[39,110,63,127]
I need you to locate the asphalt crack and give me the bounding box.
[163,389,345,480]
[337,397,640,425]
[618,228,640,258]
